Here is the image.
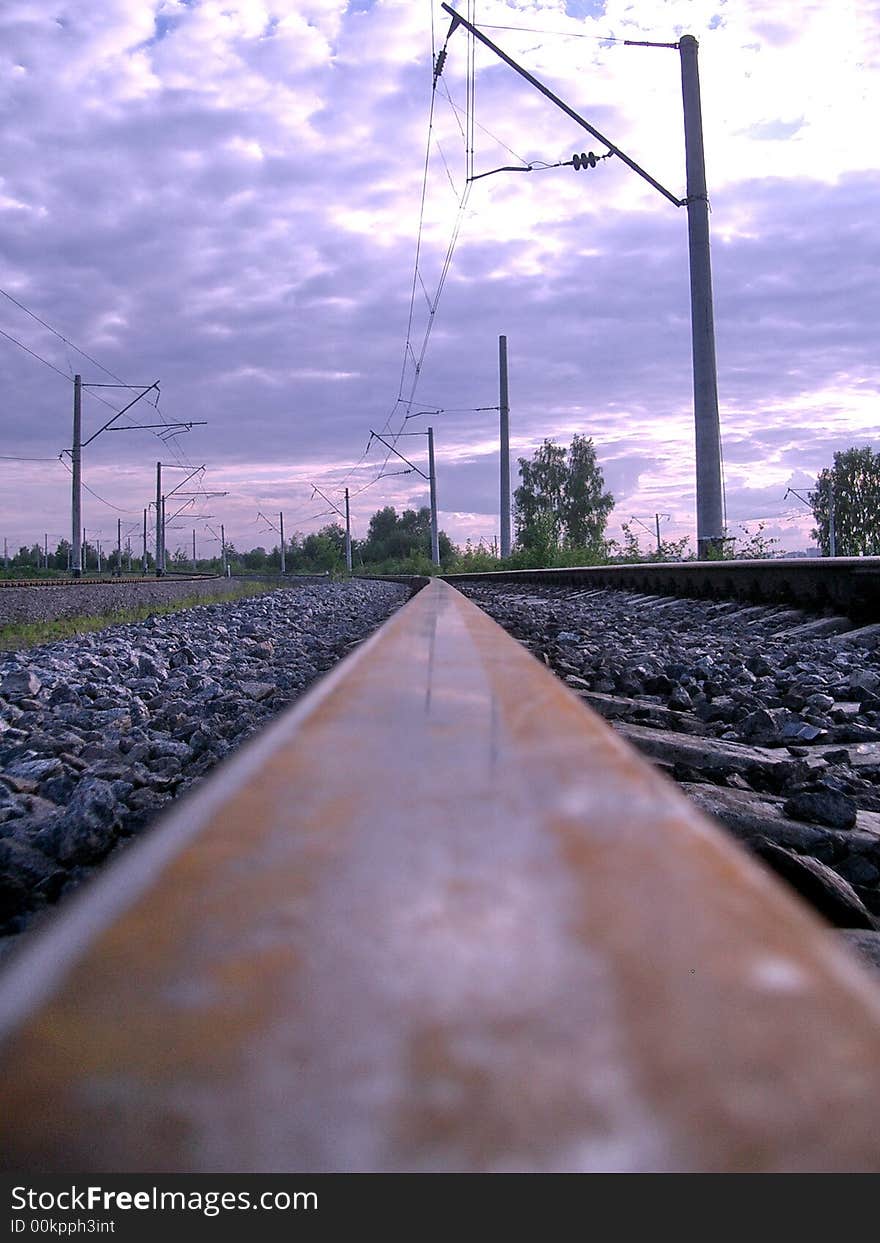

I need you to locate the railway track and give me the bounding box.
[0,573,221,588]
[445,555,880,621]
[1,563,880,1172]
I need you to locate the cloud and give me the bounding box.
[0,0,878,558]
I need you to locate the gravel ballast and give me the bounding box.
[0,579,408,949]
[457,582,880,969]
[0,574,287,630]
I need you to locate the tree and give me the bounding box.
[302,523,347,571]
[241,546,269,571]
[612,522,692,563]
[360,506,453,568]
[514,435,614,557]
[811,446,880,556]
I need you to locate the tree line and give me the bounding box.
[4,440,878,578]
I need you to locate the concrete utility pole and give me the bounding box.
[655,513,662,555]
[829,487,837,557]
[71,375,83,577]
[142,509,148,574]
[438,7,725,560]
[116,518,122,576]
[344,487,352,573]
[679,36,724,559]
[96,540,102,574]
[192,529,197,567]
[279,512,286,574]
[428,426,440,567]
[43,533,48,569]
[71,378,166,579]
[221,524,227,576]
[155,463,163,576]
[499,335,511,558]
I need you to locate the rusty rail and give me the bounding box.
[444,557,880,621]
[1,578,879,1172]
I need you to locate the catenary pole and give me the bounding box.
[221,524,227,576]
[71,375,83,577]
[655,513,662,554]
[439,8,724,560]
[344,487,352,573]
[499,335,511,558]
[155,463,163,576]
[192,529,196,567]
[142,509,148,574]
[428,426,440,567]
[279,512,285,574]
[680,35,724,558]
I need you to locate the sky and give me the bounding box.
[1,0,878,562]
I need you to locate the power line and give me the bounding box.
[438,78,532,167]
[0,453,62,462]
[0,324,72,382]
[58,456,138,513]
[478,22,626,43]
[0,286,128,385]
[333,9,461,497]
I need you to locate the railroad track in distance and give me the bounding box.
[0,573,222,589]
[0,565,879,1172]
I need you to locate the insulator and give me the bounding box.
[572,151,598,171]
[433,48,447,82]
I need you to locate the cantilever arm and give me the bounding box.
[439,2,685,208]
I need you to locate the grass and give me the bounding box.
[0,581,278,652]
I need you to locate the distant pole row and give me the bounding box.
[63,350,516,575]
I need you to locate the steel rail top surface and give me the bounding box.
[0,579,879,1173]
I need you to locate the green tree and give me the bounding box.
[51,539,72,571]
[514,435,614,558]
[302,523,347,571]
[361,506,453,568]
[811,446,880,556]
[241,546,269,571]
[611,522,692,563]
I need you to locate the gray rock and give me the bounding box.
[668,686,693,712]
[39,778,123,865]
[783,789,858,830]
[1,670,41,698]
[4,757,64,782]
[137,653,167,679]
[780,720,827,743]
[849,670,880,695]
[740,707,791,744]
[241,681,275,702]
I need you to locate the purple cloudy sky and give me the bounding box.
[1,0,878,561]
